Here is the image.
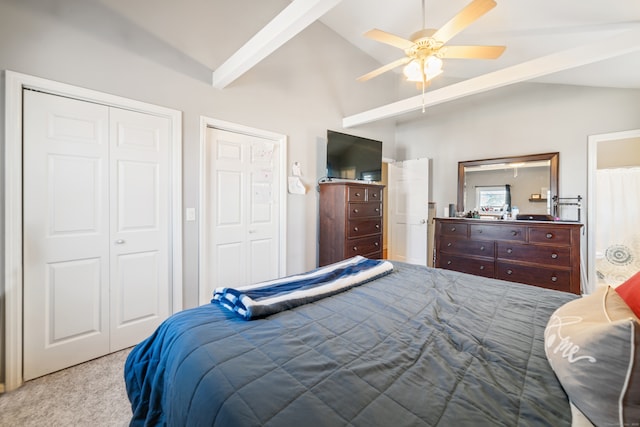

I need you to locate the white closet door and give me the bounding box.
[23,91,171,379]
[204,128,280,299]
[23,91,111,380]
[109,108,170,351]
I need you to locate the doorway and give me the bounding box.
[198,117,287,305]
[587,129,640,292]
[387,158,430,265]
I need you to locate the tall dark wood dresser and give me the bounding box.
[319,182,384,266]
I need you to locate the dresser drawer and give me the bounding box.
[470,223,526,242]
[345,235,381,257]
[367,187,383,202]
[438,221,468,237]
[529,227,573,245]
[496,262,571,292]
[348,202,382,218]
[348,186,367,201]
[347,218,382,238]
[437,254,494,278]
[439,236,494,258]
[496,242,572,267]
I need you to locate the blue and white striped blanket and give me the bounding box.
[212,256,394,320]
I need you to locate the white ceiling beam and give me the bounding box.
[343,28,640,128]
[212,0,343,89]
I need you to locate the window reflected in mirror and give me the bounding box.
[474,185,511,218]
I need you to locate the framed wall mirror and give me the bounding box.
[457,152,559,217]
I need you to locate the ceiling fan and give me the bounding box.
[357,0,506,86]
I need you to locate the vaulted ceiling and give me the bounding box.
[97,0,640,125]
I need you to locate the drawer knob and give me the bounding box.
[353,209,359,213]
[354,227,359,232]
[447,242,452,247]
[451,227,456,232]
[447,260,452,265]
[551,276,558,282]
[511,230,518,236]
[479,265,485,270]
[546,233,553,239]
[375,208,380,212]
[480,246,485,251]
[372,193,377,198]
[374,242,379,247]
[375,224,380,229]
[551,253,558,259]
[353,246,358,251]
[355,192,361,197]
[507,269,513,275]
[507,248,513,254]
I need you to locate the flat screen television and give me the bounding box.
[326,130,382,182]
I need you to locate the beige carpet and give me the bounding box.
[0,348,133,427]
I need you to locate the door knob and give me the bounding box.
[420,219,426,224]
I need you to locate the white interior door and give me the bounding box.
[23,90,170,379]
[203,128,280,300]
[388,158,430,265]
[109,108,170,351]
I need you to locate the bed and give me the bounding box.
[125,260,579,426]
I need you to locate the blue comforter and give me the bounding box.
[125,263,577,426]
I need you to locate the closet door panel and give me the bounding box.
[109,108,170,351]
[23,90,110,380]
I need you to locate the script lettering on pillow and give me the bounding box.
[545,316,596,365]
[544,286,640,427]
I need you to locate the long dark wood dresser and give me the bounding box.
[434,218,582,294]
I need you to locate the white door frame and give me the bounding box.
[2,70,183,391]
[587,128,640,294]
[198,117,287,305]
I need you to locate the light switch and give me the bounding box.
[186,208,196,222]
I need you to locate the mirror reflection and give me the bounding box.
[458,153,559,218]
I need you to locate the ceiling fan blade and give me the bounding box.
[439,45,505,59]
[357,57,412,82]
[432,0,497,44]
[364,29,414,50]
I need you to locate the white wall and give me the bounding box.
[0,0,401,383]
[395,83,640,219]
[3,0,640,387]
[394,82,640,295]
[0,0,398,294]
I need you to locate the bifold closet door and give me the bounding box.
[23,90,170,380]
[108,107,170,351]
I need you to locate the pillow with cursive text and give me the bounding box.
[544,286,640,427]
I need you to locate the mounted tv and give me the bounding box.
[326,130,382,182]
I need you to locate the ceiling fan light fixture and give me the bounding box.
[403,56,443,82]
